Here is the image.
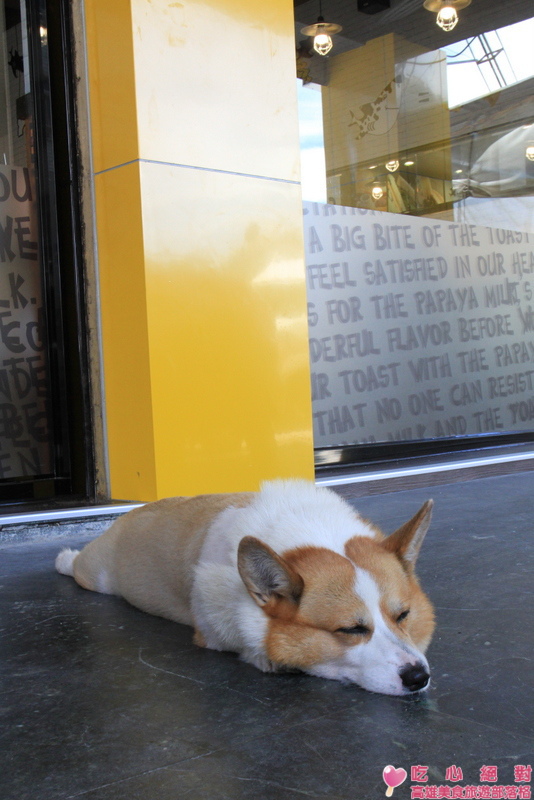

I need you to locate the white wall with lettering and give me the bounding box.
[304,201,534,447]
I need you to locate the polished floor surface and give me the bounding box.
[1,472,533,800]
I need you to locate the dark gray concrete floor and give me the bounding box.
[1,473,533,800]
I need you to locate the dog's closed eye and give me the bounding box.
[336,624,370,635]
[396,609,410,623]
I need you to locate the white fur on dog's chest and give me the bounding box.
[191,506,269,655]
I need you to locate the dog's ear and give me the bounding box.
[382,500,433,567]
[238,536,303,608]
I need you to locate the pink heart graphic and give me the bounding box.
[383,765,407,796]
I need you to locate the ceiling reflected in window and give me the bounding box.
[444,18,534,107]
[296,0,534,230]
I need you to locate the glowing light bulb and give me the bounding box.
[314,26,333,55]
[385,159,400,172]
[436,5,458,31]
[372,186,384,200]
[526,145,534,162]
[424,0,469,33]
[301,17,342,57]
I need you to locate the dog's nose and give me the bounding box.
[399,663,430,692]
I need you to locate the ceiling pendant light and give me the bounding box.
[423,0,471,32]
[436,5,458,31]
[301,1,342,56]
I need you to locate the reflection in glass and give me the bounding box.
[0,0,52,480]
[298,16,534,231]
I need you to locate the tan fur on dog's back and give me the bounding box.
[70,493,253,625]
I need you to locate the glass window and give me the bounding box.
[0,0,52,482]
[296,4,534,458]
[0,0,91,503]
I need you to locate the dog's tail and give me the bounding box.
[55,548,80,577]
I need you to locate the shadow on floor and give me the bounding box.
[1,472,532,800]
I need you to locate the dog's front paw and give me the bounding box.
[193,628,207,648]
[240,651,282,673]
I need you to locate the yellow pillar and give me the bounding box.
[85,0,314,500]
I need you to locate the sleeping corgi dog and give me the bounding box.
[56,480,435,696]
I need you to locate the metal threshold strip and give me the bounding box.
[316,449,534,487]
[0,503,143,527]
